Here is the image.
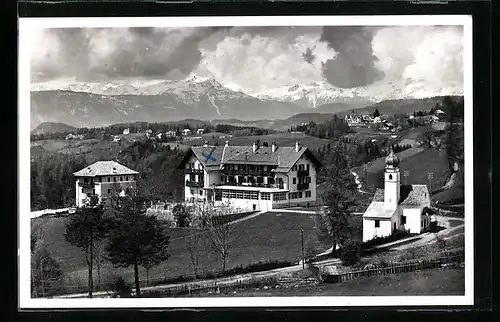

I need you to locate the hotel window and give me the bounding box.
[92,188,95,195]
[401,215,407,225]
[292,165,297,171]
[257,177,263,184]
[268,177,275,184]
[108,177,111,182]
[199,190,203,196]
[98,177,102,182]
[261,192,271,200]
[375,220,380,228]
[297,191,303,198]
[190,174,196,181]
[307,164,310,171]
[107,189,111,193]
[305,191,311,198]
[114,177,117,182]
[120,176,123,181]
[293,178,296,184]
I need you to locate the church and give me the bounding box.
[362,149,432,242]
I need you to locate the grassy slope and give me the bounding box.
[33,212,328,292]
[182,132,330,150]
[353,146,449,190]
[196,268,464,297]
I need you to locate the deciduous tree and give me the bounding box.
[64,195,112,298]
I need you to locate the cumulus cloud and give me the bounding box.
[30,25,464,94]
[372,26,464,85]
[320,26,384,88]
[195,30,336,92]
[30,27,224,82]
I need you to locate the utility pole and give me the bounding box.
[301,229,305,269]
[427,172,434,191]
[403,170,409,186]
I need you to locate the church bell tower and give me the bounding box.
[384,148,400,209]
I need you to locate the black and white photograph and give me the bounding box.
[18,15,473,308]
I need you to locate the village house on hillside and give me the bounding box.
[362,150,432,242]
[183,128,192,136]
[73,161,139,207]
[196,128,205,135]
[123,128,130,135]
[178,141,322,212]
[65,133,84,140]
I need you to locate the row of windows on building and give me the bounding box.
[220,175,277,185]
[292,176,312,184]
[214,190,311,201]
[291,163,310,172]
[83,175,135,183]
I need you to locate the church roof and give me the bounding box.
[362,202,397,219]
[399,184,430,205]
[369,184,430,206]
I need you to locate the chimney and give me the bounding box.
[253,141,258,152]
[271,142,277,153]
[295,141,300,152]
[225,140,229,147]
[203,141,209,147]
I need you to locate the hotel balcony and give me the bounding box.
[216,182,285,190]
[297,169,310,177]
[297,183,309,190]
[185,168,204,175]
[78,181,95,187]
[223,169,274,177]
[186,180,204,188]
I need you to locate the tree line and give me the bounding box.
[289,114,352,139]
[30,140,185,210]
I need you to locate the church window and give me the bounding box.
[389,174,393,180]
[375,220,380,228]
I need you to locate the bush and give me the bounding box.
[361,229,413,250]
[338,240,362,266]
[110,276,132,298]
[436,235,447,251]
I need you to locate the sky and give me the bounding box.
[30,25,464,93]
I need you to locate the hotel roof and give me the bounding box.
[73,161,139,177]
[178,143,322,173]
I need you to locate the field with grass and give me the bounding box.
[353,146,449,191]
[197,268,464,297]
[181,132,330,150]
[30,139,125,160]
[33,211,330,294]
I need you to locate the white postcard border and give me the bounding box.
[18,14,474,309]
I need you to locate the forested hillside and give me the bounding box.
[30,140,185,211]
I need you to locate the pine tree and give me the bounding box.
[315,142,359,255]
[107,196,170,297]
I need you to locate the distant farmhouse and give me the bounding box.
[183,129,192,136]
[73,161,139,207]
[178,141,322,212]
[362,150,431,242]
[344,113,362,126]
[65,133,84,140]
[196,128,205,135]
[166,130,177,137]
[123,128,130,135]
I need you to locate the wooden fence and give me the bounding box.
[321,250,465,284]
[141,276,278,297]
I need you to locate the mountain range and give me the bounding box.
[30,75,463,130]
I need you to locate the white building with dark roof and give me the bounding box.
[362,150,431,242]
[73,161,139,207]
[178,141,322,212]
